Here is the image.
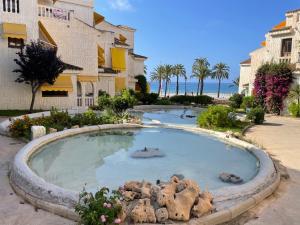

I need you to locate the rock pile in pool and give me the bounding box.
[119,176,214,223]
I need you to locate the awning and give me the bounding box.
[38,21,57,47]
[40,75,73,92]
[115,77,126,92]
[2,23,27,39]
[111,48,126,71]
[98,45,105,66]
[77,75,98,82]
[94,12,105,25]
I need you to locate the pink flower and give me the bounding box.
[114,218,122,224]
[103,202,108,207]
[100,215,106,223]
[106,203,112,208]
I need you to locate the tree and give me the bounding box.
[14,41,67,112]
[163,64,173,97]
[212,63,230,98]
[229,77,240,88]
[144,65,147,76]
[172,64,186,95]
[184,73,188,96]
[191,58,210,96]
[150,65,165,95]
[135,74,147,94]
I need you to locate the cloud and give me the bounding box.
[107,0,133,11]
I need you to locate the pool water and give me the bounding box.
[29,128,259,193]
[131,108,203,127]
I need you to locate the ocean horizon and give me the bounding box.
[150,82,238,95]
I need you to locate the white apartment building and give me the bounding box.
[239,8,300,97]
[0,0,147,110]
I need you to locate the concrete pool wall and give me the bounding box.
[9,122,280,224]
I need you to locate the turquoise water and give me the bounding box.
[29,128,259,193]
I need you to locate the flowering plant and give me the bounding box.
[75,187,123,225]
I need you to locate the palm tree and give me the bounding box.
[289,84,300,114]
[211,63,230,98]
[191,58,210,96]
[229,77,240,88]
[173,64,186,95]
[163,64,173,97]
[184,73,188,96]
[144,65,147,76]
[150,65,164,95]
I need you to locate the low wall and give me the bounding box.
[9,122,279,224]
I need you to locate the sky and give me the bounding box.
[95,0,300,83]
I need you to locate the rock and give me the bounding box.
[49,128,57,134]
[166,187,199,221]
[185,115,196,118]
[192,196,213,218]
[141,182,152,199]
[155,208,169,223]
[131,147,165,158]
[183,179,201,195]
[124,181,141,192]
[157,180,177,207]
[219,172,243,184]
[176,182,186,193]
[122,191,140,201]
[199,191,213,203]
[130,199,156,223]
[31,126,46,139]
[71,125,80,129]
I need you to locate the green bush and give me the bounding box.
[135,92,159,105]
[241,96,256,110]
[135,75,148,94]
[229,93,244,109]
[75,187,122,225]
[169,95,213,105]
[198,105,235,129]
[288,102,300,117]
[97,95,112,111]
[246,107,265,124]
[155,98,172,105]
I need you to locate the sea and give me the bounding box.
[150,82,238,99]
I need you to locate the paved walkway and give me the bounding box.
[245,115,300,225]
[0,117,74,225]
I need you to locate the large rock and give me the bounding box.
[192,191,213,218]
[124,181,141,192]
[123,191,140,201]
[155,208,169,223]
[166,187,199,221]
[131,147,165,158]
[130,199,156,223]
[157,179,177,207]
[219,172,243,184]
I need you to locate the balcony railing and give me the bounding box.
[38,5,70,21]
[279,56,291,63]
[2,0,20,13]
[77,97,94,107]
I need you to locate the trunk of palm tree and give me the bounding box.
[200,78,204,95]
[164,80,168,97]
[185,79,187,96]
[197,78,200,96]
[176,75,179,95]
[217,79,221,98]
[158,79,162,96]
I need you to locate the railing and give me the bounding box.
[2,0,20,13]
[38,5,70,21]
[77,97,83,107]
[279,57,291,63]
[85,97,94,107]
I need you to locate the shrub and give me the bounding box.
[155,98,171,105]
[135,75,148,94]
[198,105,235,129]
[241,96,256,110]
[98,90,109,97]
[229,93,244,108]
[97,95,112,111]
[75,187,122,225]
[246,107,265,124]
[288,102,300,117]
[8,115,32,139]
[49,108,71,128]
[169,95,213,105]
[135,92,159,105]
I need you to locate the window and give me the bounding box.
[8,37,24,49]
[42,91,68,97]
[2,0,19,13]
[281,38,292,57]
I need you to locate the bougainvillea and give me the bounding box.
[253,62,294,114]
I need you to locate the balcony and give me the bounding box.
[38,5,70,21]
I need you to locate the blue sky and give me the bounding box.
[95,0,300,83]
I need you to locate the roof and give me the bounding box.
[269,26,292,33]
[286,8,300,14]
[130,52,148,59]
[272,21,286,30]
[240,58,251,65]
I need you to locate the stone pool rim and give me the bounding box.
[10,123,279,224]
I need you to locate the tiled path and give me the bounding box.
[245,116,300,225]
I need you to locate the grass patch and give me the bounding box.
[211,121,251,134]
[0,110,44,117]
